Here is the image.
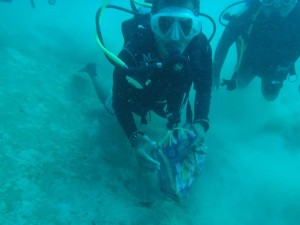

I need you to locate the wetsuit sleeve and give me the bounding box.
[213,19,243,78]
[112,46,138,140]
[192,36,212,132]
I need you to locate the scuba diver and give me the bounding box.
[214,0,300,101]
[82,0,213,203]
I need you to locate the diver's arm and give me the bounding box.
[213,20,242,80]
[112,49,139,140]
[112,48,160,171]
[193,87,211,132]
[192,37,212,132]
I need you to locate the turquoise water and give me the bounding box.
[1,0,300,224]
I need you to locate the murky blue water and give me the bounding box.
[0,0,300,224]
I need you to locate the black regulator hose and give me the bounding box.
[199,12,217,42]
[130,0,139,12]
[219,1,246,26]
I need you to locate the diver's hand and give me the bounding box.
[133,135,160,171]
[221,78,238,91]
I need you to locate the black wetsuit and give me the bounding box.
[112,20,212,140]
[214,3,300,93]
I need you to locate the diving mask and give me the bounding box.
[150,7,201,41]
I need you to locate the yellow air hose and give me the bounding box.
[96,0,128,68]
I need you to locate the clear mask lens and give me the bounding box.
[158,16,193,37]
[151,7,201,41]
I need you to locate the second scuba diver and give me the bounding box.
[214,0,300,101]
